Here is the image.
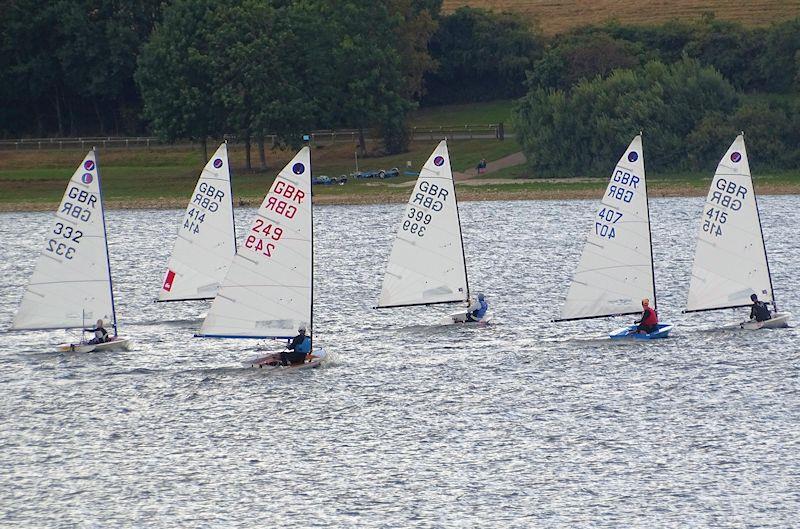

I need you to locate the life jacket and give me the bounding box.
[474,299,488,319]
[296,336,312,354]
[753,302,771,322]
[642,308,658,326]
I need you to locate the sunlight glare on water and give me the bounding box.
[1,197,798,527]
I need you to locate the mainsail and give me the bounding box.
[376,140,469,308]
[12,149,118,332]
[197,147,312,339]
[685,134,775,312]
[557,134,655,321]
[158,142,236,301]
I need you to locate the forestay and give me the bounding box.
[557,135,655,321]
[376,140,469,308]
[158,142,236,301]
[685,134,773,311]
[198,148,312,339]
[12,150,116,331]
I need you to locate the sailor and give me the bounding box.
[749,294,772,322]
[466,293,489,322]
[281,326,311,366]
[634,298,658,334]
[84,319,109,344]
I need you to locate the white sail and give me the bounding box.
[376,140,469,308]
[158,142,236,301]
[685,134,773,311]
[198,147,312,339]
[558,135,654,321]
[12,150,116,331]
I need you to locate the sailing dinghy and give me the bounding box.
[375,140,491,324]
[554,134,672,339]
[11,149,130,352]
[684,133,791,329]
[157,141,236,302]
[196,147,326,369]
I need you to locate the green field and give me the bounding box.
[2,98,798,208]
[443,0,800,35]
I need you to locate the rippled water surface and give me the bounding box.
[1,197,799,528]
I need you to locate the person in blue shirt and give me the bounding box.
[280,326,311,366]
[466,293,488,322]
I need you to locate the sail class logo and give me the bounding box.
[84,160,95,171]
[731,152,742,163]
[213,158,223,169]
[433,156,445,167]
[162,269,176,291]
[81,173,93,184]
[292,162,305,174]
[628,151,638,162]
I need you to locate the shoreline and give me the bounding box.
[2,182,800,212]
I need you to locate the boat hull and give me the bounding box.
[609,323,673,340]
[730,312,792,330]
[243,348,327,370]
[441,311,493,325]
[56,336,130,353]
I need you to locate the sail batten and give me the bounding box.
[376,140,470,308]
[558,135,655,321]
[158,142,236,302]
[12,150,116,331]
[199,148,312,339]
[685,134,774,313]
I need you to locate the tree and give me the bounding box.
[135,0,223,159]
[424,7,544,105]
[514,59,738,176]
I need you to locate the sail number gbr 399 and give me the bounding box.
[404,181,448,237]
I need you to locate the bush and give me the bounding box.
[513,59,738,176]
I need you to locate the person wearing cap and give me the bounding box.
[749,294,772,322]
[634,298,658,334]
[280,326,311,366]
[84,319,110,344]
[465,293,489,322]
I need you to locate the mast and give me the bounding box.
[746,133,778,312]
[308,139,314,351]
[226,139,237,250]
[95,147,119,336]
[448,138,471,302]
[641,131,657,311]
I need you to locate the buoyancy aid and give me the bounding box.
[642,307,658,326]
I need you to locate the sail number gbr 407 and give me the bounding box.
[404,181,449,237]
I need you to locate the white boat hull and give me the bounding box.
[440,311,493,325]
[243,348,327,370]
[730,312,792,330]
[56,336,130,353]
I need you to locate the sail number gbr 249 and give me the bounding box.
[404,181,448,237]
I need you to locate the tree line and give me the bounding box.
[2,3,799,172]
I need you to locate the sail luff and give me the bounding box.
[94,147,119,336]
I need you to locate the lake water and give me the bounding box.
[1,197,798,528]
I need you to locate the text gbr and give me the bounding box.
[245,178,305,257]
[405,181,449,237]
